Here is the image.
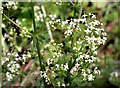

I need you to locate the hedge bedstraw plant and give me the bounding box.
[1,2,107,87]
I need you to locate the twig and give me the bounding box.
[3,13,22,30]
[30,2,46,87]
[41,5,53,41]
[31,2,42,70]
[78,0,83,19]
[70,0,75,6]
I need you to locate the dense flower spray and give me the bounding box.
[39,13,107,86]
[2,3,107,87]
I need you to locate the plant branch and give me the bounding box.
[78,0,83,19]
[3,13,22,29]
[31,2,46,87]
[31,2,42,71]
[66,1,84,87]
[41,5,53,41]
[70,0,75,6]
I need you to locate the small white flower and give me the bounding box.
[7,64,11,67]
[78,18,86,23]
[64,29,72,37]
[14,52,19,57]
[6,72,13,81]
[43,72,47,78]
[84,54,89,58]
[74,66,77,71]
[13,5,17,10]
[5,57,9,61]
[46,58,51,65]
[91,46,97,51]
[101,23,103,25]
[94,69,100,74]
[76,57,80,62]
[16,64,20,68]
[10,67,15,73]
[39,13,43,18]
[91,14,96,19]
[82,72,87,77]
[64,63,69,71]
[94,20,100,25]
[99,28,104,31]
[88,74,94,81]
[85,59,93,63]
[7,53,11,56]
[84,28,91,34]
[27,53,31,58]
[82,13,88,18]
[2,23,5,28]
[62,83,65,87]
[22,18,26,22]
[56,64,59,68]
[57,82,60,87]
[56,19,61,22]
[75,63,80,67]
[70,69,74,74]
[49,21,53,25]
[91,56,97,61]
[102,32,107,36]
[53,14,57,18]
[73,19,78,22]
[93,51,97,55]
[2,60,5,65]
[22,54,26,60]
[79,54,84,59]
[70,21,76,27]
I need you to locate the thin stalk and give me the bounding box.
[76,0,84,47]
[3,13,22,29]
[78,0,83,20]
[104,3,111,19]
[31,2,46,87]
[41,4,56,87]
[31,2,43,71]
[70,0,75,6]
[41,5,53,41]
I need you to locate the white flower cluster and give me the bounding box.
[2,51,32,81]
[0,7,3,14]
[39,13,107,86]
[6,72,13,81]
[2,53,20,81]
[5,1,18,10]
[34,5,44,22]
[2,8,33,81]
[41,40,63,64]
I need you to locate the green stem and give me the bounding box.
[66,1,84,87]
[78,0,83,20]
[41,5,53,41]
[3,13,22,30]
[31,2,46,87]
